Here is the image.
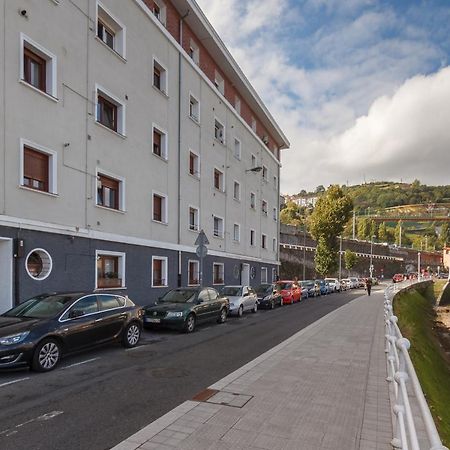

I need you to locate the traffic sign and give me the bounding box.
[196,245,208,258]
[195,230,209,246]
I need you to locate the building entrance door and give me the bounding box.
[0,239,13,313]
[241,263,250,286]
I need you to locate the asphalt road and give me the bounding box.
[0,288,371,450]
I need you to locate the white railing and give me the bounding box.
[384,281,448,450]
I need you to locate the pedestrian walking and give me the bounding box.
[365,277,372,296]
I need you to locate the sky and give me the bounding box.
[196,0,450,194]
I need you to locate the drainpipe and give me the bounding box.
[177,11,189,287]
[277,148,281,280]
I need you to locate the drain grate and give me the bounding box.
[205,391,253,408]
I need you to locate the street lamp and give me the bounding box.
[369,235,375,278]
[245,166,263,173]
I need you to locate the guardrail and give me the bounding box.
[384,281,448,450]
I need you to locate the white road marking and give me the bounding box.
[0,377,30,388]
[60,357,100,369]
[0,410,64,437]
[125,344,151,351]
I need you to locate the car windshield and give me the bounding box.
[159,289,197,303]
[277,282,292,290]
[3,294,78,319]
[254,284,273,295]
[221,287,242,296]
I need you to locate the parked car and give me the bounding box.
[0,292,143,372]
[254,284,283,309]
[221,285,258,316]
[348,277,360,289]
[392,273,404,283]
[275,281,301,304]
[315,279,330,295]
[340,279,349,291]
[303,280,319,297]
[299,281,310,299]
[357,278,366,288]
[143,287,228,333]
[325,278,341,292]
[341,278,354,289]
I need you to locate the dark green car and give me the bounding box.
[143,287,229,333]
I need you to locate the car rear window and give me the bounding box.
[221,287,242,296]
[98,294,125,310]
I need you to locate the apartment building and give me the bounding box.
[0,0,289,311]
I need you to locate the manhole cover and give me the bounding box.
[194,390,253,408]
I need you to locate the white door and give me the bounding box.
[0,239,13,313]
[241,264,250,286]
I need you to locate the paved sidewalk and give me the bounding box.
[112,290,392,450]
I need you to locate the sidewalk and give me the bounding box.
[112,290,392,450]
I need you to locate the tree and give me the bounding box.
[439,223,450,247]
[357,217,370,240]
[344,250,358,275]
[315,185,325,194]
[280,201,302,227]
[378,222,388,242]
[308,185,353,276]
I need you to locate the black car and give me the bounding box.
[143,287,229,333]
[254,284,282,309]
[0,292,143,372]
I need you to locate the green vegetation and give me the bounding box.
[344,249,358,275]
[394,284,450,446]
[307,185,353,276]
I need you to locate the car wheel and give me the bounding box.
[217,308,227,324]
[184,314,196,333]
[252,302,257,313]
[237,305,244,317]
[270,300,275,310]
[32,338,61,372]
[123,322,141,348]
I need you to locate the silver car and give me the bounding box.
[325,278,341,292]
[220,285,258,316]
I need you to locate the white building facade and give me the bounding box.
[0,0,289,311]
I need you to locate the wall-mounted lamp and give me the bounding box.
[245,166,263,173]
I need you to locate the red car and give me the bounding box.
[275,281,302,305]
[392,273,404,283]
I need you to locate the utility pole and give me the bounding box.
[302,224,306,280]
[418,252,421,280]
[339,236,342,280]
[352,211,356,240]
[399,222,402,247]
[369,235,374,278]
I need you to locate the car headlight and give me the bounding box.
[263,295,271,301]
[0,331,30,346]
[165,312,183,318]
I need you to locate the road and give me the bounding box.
[0,288,368,450]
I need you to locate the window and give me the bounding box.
[214,70,224,95]
[188,39,199,64]
[213,263,224,285]
[214,119,225,144]
[188,260,199,286]
[95,86,126,135]
[235,96,241,114]
[262,166,268,181]
[152,0,167,25]
[20,139,57,195]
[97,173,123,210]
[152,256,168,287]
[251,116,257,132]
[189,151,200,177]
[273,238,277,252]
[234,138,241,160]
[213,216,224,238]
[250,192,256,209]
[96,251,125,289]
[153,58,167,94]
[214,168,224,192]
[189,206,199,231]
[250,229,255,247]
[152,125,167,159]
[25,248,52,280]
[273,207,277,221]
[98,294,126,310]
[96,3,126,58]
[261,268,268,284]
[233,181,240,201]
[233,224,240,242]
[251,154,257,168]
[262,234,267,249]
[189,94,200,122]
[262,200,268,215]
[153,192,167,223]
[273,175,278,188]
[272,268,277,282]
[20,34,57,97]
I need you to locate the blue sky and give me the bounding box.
[197,0,450,193]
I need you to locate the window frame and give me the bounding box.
[273,237,277,252]
[152,191,168,224]
[188,150,200,178]
[213,262,225,285]
[19,138,57,195]
[233,138,241,160]
[19,33,57,99]
[250,192,256,210]
[262,199,268,216]
[188,205,200,232]
[96,1,126,59]
[261,267,268,284]
[188,39,200,64]
[152,0,167,26]
[262,234,267,249]
[233,180,241,201]
[233,223,240,243]
[214,70,225,95]
[213,168,224,192]
[95,250,126,290]
[152,124,168,160]
[250,229,256,247]
[188,260,200,286]
[214,117,225,144]
[262,165,268,181]
[95,84,126,136]
[213,215,224,239]
[152,57,168,95]
[189,92,200,123]
[95,168,126,212]
[152,255,168,287]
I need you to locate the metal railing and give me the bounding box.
[384,281,448,450]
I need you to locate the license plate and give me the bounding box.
[145,318,161,323]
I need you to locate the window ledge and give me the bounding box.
[152,153,169,163]
[95,121,127,139]
[233,198,241,203]
[19,79,58,103]
[189,115,200,126]
[188,283,200,287]
[96,204,126,214]
[213,235,224,240]
[152,285,168,288]
[95,36,127,63]
[19,185,59,197]
[188,173,200,181]
[214,188,225,195]
[152,85,169,98]
[214,138,226,147]
[95,286,127,291]
[188,227,200,233]
[152,219,168,226]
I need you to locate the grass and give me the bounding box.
[394,284,450,446]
